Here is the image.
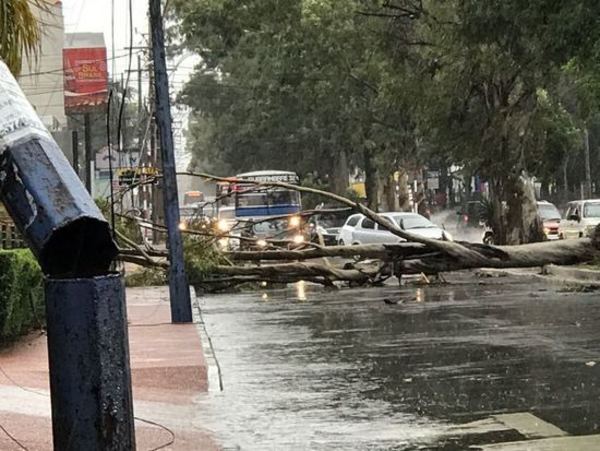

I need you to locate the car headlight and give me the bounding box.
[256,239,268,248]
[292,234,305,244]
[217,219,230,232]
[218,237,229,248]
[178,221,187,231]
[289,215,301,227]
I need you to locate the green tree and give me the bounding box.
[172,0,418,208]
[369,0,600,243]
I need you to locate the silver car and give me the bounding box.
[340,212,451,245]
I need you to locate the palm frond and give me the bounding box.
[0,0,43,75]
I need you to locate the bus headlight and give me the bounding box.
[289,215,301,228]
[292,234,305,244]
[178,221,187,231]
[218,237,229,249]
[217,219,230,232]
[256,239,268,248]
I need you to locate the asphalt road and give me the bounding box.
[195,273,600,450]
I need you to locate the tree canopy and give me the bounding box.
[171,0,600,242]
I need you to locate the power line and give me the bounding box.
[18,51,142,78]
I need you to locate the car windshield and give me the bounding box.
[393,215,435,229]
[538,204,560,220]
[583,203,600,218]
[317,212,349,228]
[253,219,288,235]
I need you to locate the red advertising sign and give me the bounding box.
[63,47,108,113]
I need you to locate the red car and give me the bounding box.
[538,201,561,240]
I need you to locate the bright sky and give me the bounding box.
[62,0,148,78]
[61,0,198,167]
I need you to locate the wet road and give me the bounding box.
[195,274,600,450]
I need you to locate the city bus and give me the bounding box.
[234,170,301,218]
[215,170,304,247]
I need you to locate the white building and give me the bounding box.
[18,0,66,130]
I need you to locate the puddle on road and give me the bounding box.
[194,278,600,449]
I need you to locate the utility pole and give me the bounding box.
[84,113,93,193]
[138,54,143,122]
[147,46,165,243]
[149,0,192,323]
[71,130,79,177]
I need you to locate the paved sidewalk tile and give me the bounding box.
[0,285,219,450]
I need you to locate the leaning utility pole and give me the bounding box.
[149,0,193,323]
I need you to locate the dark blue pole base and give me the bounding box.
[45,273,136,451]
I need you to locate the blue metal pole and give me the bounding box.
[0,60,135,449]
[45,274,136,450]
[149,0,193,323]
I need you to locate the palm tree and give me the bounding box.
[0,0,42,75]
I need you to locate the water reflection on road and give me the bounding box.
[195,275,600,450]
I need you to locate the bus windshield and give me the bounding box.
[233,171,302,218]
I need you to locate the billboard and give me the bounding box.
[63,45,108,113]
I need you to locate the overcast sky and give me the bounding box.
[61,0,197,167]
[62,0,149,79]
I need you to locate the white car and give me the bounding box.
[561,199,600,239]
[338,212,451,245]
[337,214,362,245]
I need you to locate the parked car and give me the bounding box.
[560,199,600,239]
[537,200,561,240]
[482,200,562,244]
[339,212,452,245]
[338,213,363,245]
[307,208,353,245]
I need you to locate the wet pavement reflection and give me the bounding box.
[195,274,600,450]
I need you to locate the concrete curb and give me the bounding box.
[479,266,600,287]
[191,287,223,393]
[543,264,600,283]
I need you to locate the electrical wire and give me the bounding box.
[0,357,178,451]
[0,364,47,397]
[134,416,175,451]
[19,52,141,78]
[116,0,136,207]
[0,423,28,451]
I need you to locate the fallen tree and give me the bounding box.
[114,171,600,290]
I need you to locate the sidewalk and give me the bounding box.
[0,286,219,450]
[479,264,600,287]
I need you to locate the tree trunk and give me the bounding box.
[505,173,545,245]
[561,152,569,204]
[330,149,349,195]
[397,169,411,211]
[363,148,378,211]
[382,175,399,212]
[584,128,592,199]
[487,177,507,244]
